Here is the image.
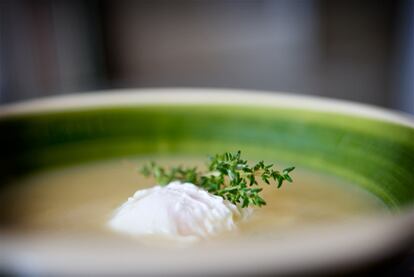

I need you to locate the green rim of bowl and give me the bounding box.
[1,99,413,209]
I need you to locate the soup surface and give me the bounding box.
[0,157,388,243]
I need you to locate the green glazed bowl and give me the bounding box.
[1,88,413,275]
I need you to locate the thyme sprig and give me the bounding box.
[140,151,295,208]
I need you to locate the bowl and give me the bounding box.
[1,88,413,275]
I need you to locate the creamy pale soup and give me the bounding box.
[0,157,388,242]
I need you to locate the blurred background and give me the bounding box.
[0,0,413,114]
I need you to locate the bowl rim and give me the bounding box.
[1,87,414,128]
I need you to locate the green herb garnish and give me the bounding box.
[140,151,295,208]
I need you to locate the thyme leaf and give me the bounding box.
[140,151,295,208]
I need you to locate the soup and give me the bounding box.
[0,156,388,243]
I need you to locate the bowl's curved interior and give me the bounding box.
[1,97,414,209]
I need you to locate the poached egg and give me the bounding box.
[108,181,246,241]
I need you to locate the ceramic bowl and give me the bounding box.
[0,88,413,275]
